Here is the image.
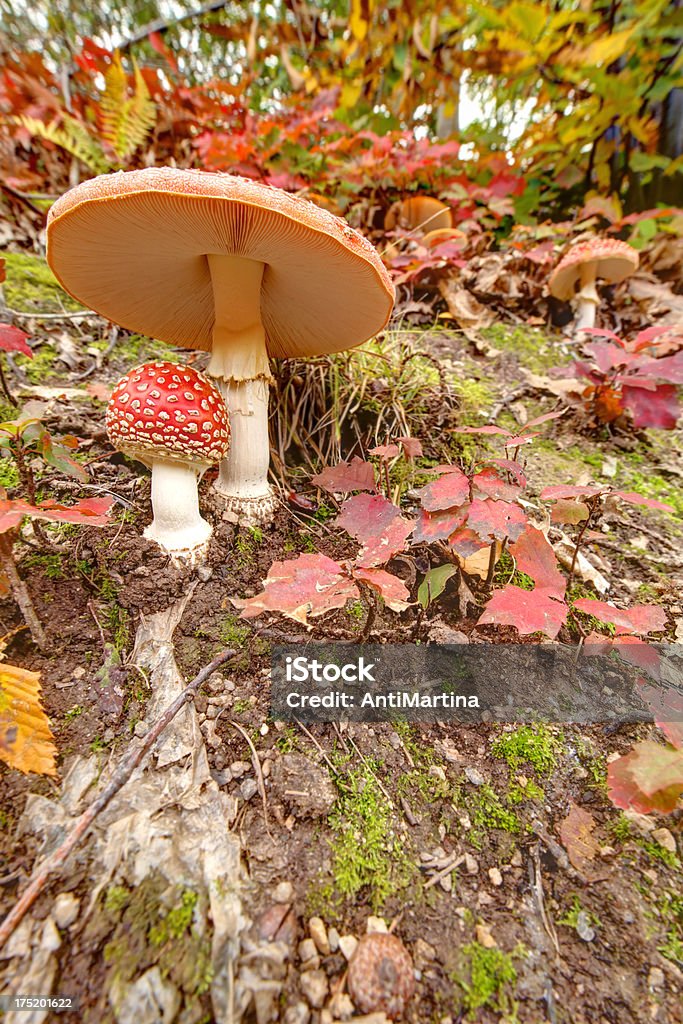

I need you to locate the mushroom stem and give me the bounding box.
[206,253,276,522]
[575,260,599,332]
[145,458,212,562]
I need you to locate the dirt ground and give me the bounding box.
[1,252,682,1024]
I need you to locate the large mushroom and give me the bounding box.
[46,169,394,523]
[549,238,639,333]
[106,361,230,563]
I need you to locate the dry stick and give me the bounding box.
[0,648,235,950]
[0,534,47,649]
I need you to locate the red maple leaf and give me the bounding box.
[573,599,667,636]
[607,741,683,814]
[509,525,565,599]
[233,553,358,625]
[622,384,681,430]
[336,493,414,567]
[0,324,32,358]
[413,507,468,544]
[310,457,376,493]
[467,498,527,542]
[472,467,523,502]
[353,567,412,611]
[0,496,113,532]
[416,467,470,512]
[479,585,567,638]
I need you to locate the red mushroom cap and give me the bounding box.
[106,361,230,465]
[549,237,639,300]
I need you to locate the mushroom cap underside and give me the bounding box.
[47,168,395,360]
[549,239,639,300]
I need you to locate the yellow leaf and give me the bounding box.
[582,28,633,66]
[0,662,57,776]
[350,0,370,42]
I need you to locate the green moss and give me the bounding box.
[466,784,521,848]
[23,552,64,579]
[3,252,83,312]
[640,838,680,870]
[113,332,169,365]
[480,323,557,373]
[274,726,298,754]
[149,890,198,946]
[346,600,365,621]
[608,813,633,844]
[0,458,19,489]
[104,885,131,915]
[558,893,601,931]
[493,550,534,591]
[218,614,250,648]
[491,724,563,775]
[17,345,61,384]
[457,941,520,1018]
[506,778,545,804]
[450,376,494,425]
[326,759,416,910]
[64,704,84,721]
[657,890,683,965]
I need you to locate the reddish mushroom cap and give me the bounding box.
[549,238,639,300]
[106,361,230,465]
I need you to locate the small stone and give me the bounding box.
[230,760,250,778]
[348,933,415,1019]
[458,813,472,831]
[53,892,79,929]
[273,881,294,903]
[284,1002,311,1024]
[652,828,676,854]
[298,938,320,970]
[196,564,213,581]
[413,938,436,969]
[72,666,86,680]
[262,758,273,778]
[599,845,617,859]
[510,850,523,868]
[328,992,354,1020]
[206,704,220,719]
[240,778,258,801]
[464,767,485,786]
[464,853,479,875]
[366,916,388,934]
[439,873,452,893]
[133,720,148,738]
[299,969,328,1009]
[575,911,595,942]
[488,867,503,887]
[428,765,446,782]
[328,927,340,952]
[309,916,331,955]
[339,935,359,961]
[41,917,62,951]
[648,967,665,990]
[643,868,658,884]
[475,924,496,948]
[260,723,269,736]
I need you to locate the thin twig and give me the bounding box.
[226,718,270,834]
[0,648,235,950]
[5,309,94,321]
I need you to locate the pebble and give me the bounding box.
[206,705,221,719]
[366,916,388,934]
[41,917,62,951]
[339,935,359,961]
[196,565,213,582]
[652,828,676,854]
[299,969,328,1008]
[464,853,479,875]
[230,760,249,778]
[475,924,496,948]
[273,881,294,903]
[283,1002,311,1024]
[328,992,354,1020]
[575,911,595,942]
[309,917,331,955]
[240,778,258,801]
[413,938,436,969]
[464,767,485,786]
[488,867,503,887]
[133,720,148,738]
[648,967,665,990]
[298,938,320,970]
[328,926,340,952]
[510,850,523,868]
[428,765,446,783]
[53,892,80,929]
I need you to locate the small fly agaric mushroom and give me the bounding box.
[549,238,639,333]
[385,196,452,235]
[47,169,393,524]
[106,361,230,563]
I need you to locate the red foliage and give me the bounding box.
[0,325,32,358]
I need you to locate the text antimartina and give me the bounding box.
[284,690,480,709]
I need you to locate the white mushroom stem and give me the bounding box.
[144,458,212,562]
[206,253,277,522]
[575,260,600,332]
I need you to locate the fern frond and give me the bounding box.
[100,52,156,164]
[18,115,110,175]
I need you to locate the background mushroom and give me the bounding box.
[384,195,452,235]
[47,168,394,524]
[549,238,639,333]
[106,361,230,563]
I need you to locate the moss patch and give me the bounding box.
[3,252,84,312]
[492,724,564,775]
[456,941,520,1018]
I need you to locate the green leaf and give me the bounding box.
[418,565,458,609]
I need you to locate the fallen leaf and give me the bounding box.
[438,277,494,336]
[607,741,683,814]
[233,553,358,625]
[573,599,667,636]
[478,585,567,639]
[0,662,56,776]
[310,457,376,494]
[560,801,599,872]
[336,493,414,568]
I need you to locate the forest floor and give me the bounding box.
[0,248,682,1024]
